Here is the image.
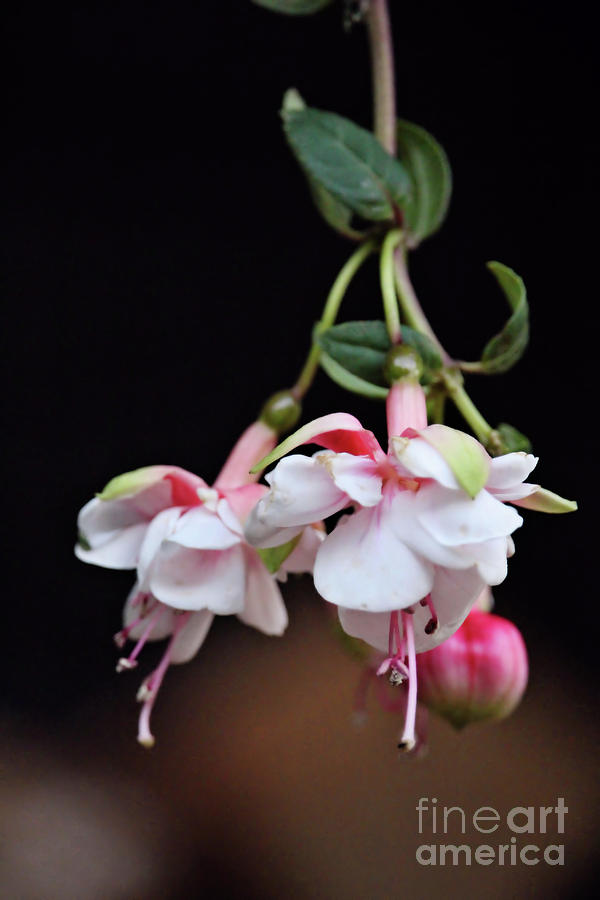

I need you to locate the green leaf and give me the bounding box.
[257,535,302,573]
[308,179,366,239]
[316,320,442,393]
[396,119,452,245]
[253,0,334,13]
[463,262,529,374]
[317,320,390,385]
[282,91,412,222]
[319,351,390,399]
[282,90,364,239]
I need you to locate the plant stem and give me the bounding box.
[365,0,396,154]
[393,245,453,366]
[443,372,494,444]
[380,229,403,342]
[292,239,376,399]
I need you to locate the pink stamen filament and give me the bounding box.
[137,612,191,747]
[116,605,166,672]
[399,610,418,751]
[114,597,158,648]
[379,611,409,681]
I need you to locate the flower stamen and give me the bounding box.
[376,610,409,683]
[137,612,191,748]
[114,595,157,648]
[116,605,167,673]
[420,594,439,635]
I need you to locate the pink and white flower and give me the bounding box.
[245,381,570,749]
[75,421,321,746]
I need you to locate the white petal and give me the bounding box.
[169,505,242,550]
[77,496,145,546]
[75,522,149,570]
[149,543,246,613]
[338,566,485,655]
[238,548,288,635]
[488,483,539,502]
[416,484,523,547]
[216,498,244,536]
[171,610,214,663]
[276,526,325,581]
[388,490,473,570]
[424,566,486,651]
[321,452,382,507]
[314,501,434,612]
[244,521,306,550]
[245,454,348,547]
[137,506,186,585]
[391,436,459,488]
[262,454,349,524]
[338,607,390,653]
[456,536,509,585]
[486,452,539,493]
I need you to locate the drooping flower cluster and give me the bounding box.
[76,422,321,746]
[244,381,562,749]
[76,382,573,749]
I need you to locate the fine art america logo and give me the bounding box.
[415,797,567,866]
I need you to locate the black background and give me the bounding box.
[4,0,594,761]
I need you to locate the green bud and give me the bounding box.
[383,344,424,385]
[259,390,302,434]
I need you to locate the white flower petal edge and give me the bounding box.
[245,454,349,549]
[170,610,215,664]
[276,526,325,582]
[338,564,485,655]
[238,546,288,635]
[149,543,247,614]
[75,521,150,570]
[314,501,434,612]
[414,484,523,547]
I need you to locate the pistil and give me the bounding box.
[398,610,418,752]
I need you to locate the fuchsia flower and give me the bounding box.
[76,422,321,746]
[352,591,527,750]
[245,381,573,749]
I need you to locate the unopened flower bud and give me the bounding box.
[259,390,302,434]
[416,609,528,729]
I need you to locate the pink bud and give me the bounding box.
[416,609,528,729]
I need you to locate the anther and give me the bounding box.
[389,668,406,686]
[424,617,439,635]
[116,658,138,673]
